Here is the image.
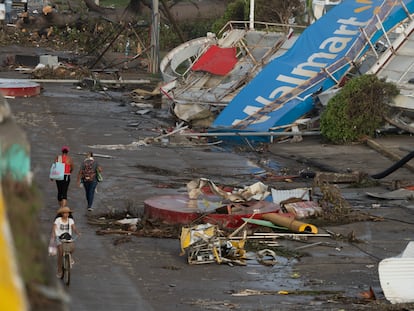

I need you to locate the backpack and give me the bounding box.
[82,159,96,182]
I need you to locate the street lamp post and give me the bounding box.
[249,0,255,30]
[150,0,160,74]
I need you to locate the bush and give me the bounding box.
[320,74,399,144]
[160,20,216,51]
[212,0,247,34]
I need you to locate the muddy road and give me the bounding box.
[5,69,414,311]
[8,77,300,311]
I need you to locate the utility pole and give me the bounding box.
[150,0,160,74]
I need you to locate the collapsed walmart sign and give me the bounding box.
[212,0,414,133]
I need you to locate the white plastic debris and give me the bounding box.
[379,241,414,304]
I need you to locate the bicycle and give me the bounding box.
[59,238,75,286]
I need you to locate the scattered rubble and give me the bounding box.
[88,169,407,296]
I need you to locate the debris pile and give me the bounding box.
[180,223,246,265]
[30,64,92,80]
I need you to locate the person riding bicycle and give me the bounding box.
[51,206,81,278]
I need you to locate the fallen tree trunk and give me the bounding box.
[16,0,146,32]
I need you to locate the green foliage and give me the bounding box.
[182,20,214,42]
[160,20,215,50]
[159,23,181,51]
[254,0,304,24]
[212,0,247,34]
[320,74,399,144]
[99,0,131,8]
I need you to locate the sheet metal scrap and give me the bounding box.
[180,223,246,265]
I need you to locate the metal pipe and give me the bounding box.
[262,213,318,234]
[29,79,151,84]
[178,131,320,137]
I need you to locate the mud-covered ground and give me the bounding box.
[2,45,414,310]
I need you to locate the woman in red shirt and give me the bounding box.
[54,146,74,208]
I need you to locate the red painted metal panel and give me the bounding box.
[144,194,281,228]
[191,45,238,76]
[0,81,40,97]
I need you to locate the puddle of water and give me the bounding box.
[207,146,284,177]
[260,158,283,172]
[246,159,267,175]
[242,257,303,292]
[41,90,86,98]
[246,158,284,177]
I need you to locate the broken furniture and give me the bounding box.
[180,223,246,265]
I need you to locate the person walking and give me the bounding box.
[51,206,81,278]
[77,152,102,211]
[53,146,74,208]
